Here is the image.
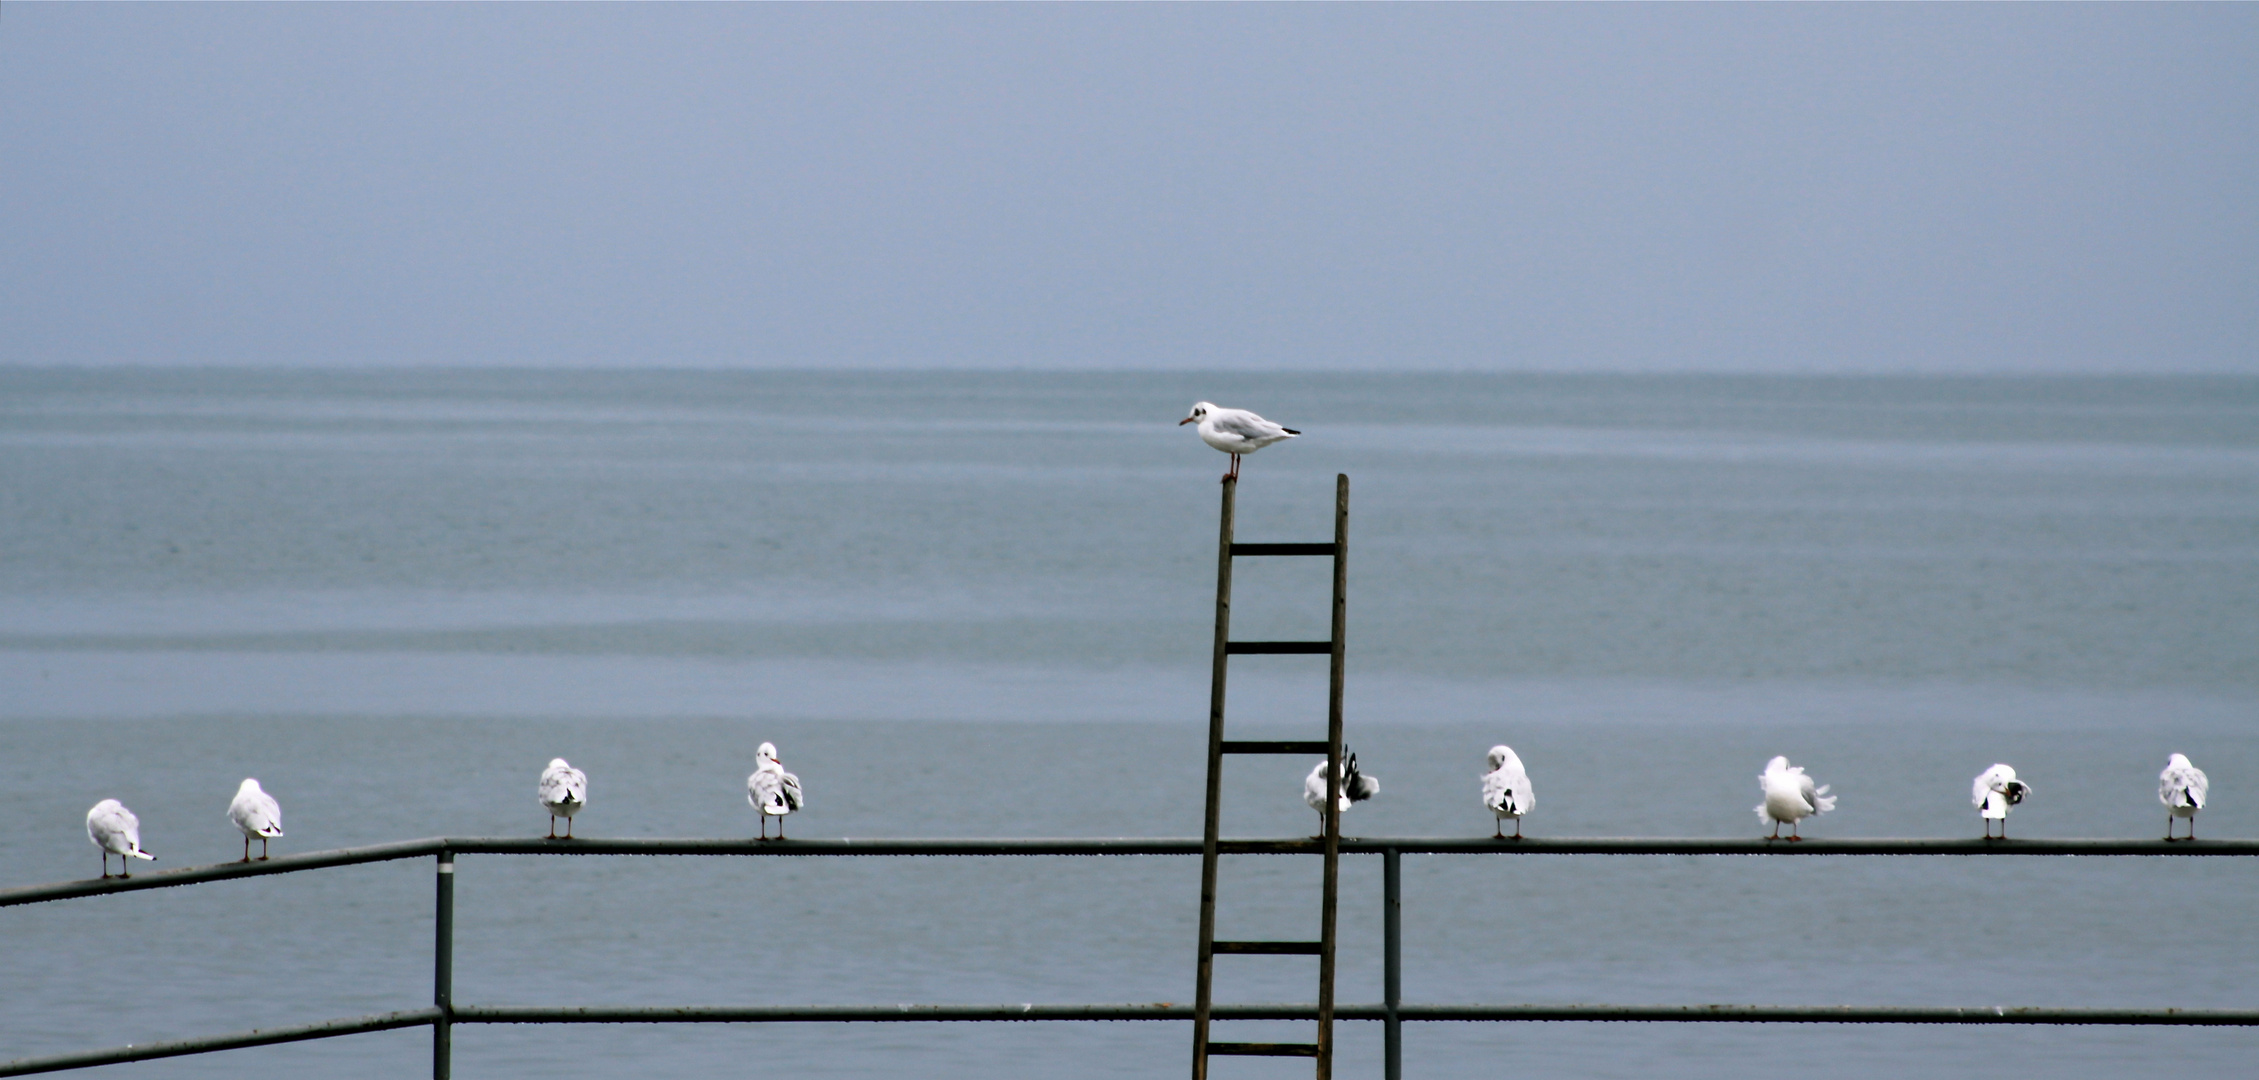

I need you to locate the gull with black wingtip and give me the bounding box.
[1179,402,1299,482]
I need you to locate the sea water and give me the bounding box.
[1,369,2254,1077]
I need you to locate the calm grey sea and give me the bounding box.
[3,369,2256,1078]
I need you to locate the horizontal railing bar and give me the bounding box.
[456,1004,1213,1023]
[458,1003,2259,1027]
[10,836,2256,906]
[1225,641,1333,654]
[1213,941,1324,955]
[1383,1004,2259,1025]
[0,838,447,907]
[1229,543,1335,557]
[12,1000,2256,1072]
[445,837,1202,857]
[1220,740,1330,755]
[0,1008,440,1077]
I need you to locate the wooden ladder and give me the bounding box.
[1191,473,1350,1079]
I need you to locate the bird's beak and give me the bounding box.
[1178,417,1196,425]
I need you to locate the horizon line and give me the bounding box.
[3,361,2255,379]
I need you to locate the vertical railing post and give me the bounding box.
[434,850,454,1080]
[1383,847,1401,1080]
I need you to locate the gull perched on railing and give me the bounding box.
[1481,745,1534,839]
[227,778,284,862]
[1179,402,1299,482]
[1756,756,1835,841]
[747,742,803,840]
[86,799,155,879]
[1304,747,1378,837]
[539,758,587,839]
[2160,753,2208,841]
[1973,763,2031,840]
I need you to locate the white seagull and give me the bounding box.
[538,758,587,839]
[1179,402,1299,482]
[1481,745,1535,839]
[1303,747,1379,836]
[2160,753,2208,841]
[227,778,284,862]
[746,742,804,840]
[1755,756,1835,841]
[1972,763,2031,840]
[86,799,155,879]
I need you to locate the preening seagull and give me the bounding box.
[746,742,803,840]
[1755,756,1835,840]
[227,778,284,862]
[86,799,154,879]
[538,758,587,839]
[1481,745,1534,839]
[2160,753,2208,841]
[1303,747,1379,836]
[1179,402,1299,482]
[1972,763,2031,840]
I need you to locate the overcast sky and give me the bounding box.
[2,4,2252,372]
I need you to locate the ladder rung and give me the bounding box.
[1221,740,1329,755]
[1230,542,1334,557]
[1217,839,1323,854]
[1212,940,1323,954]
[1226,641,1333,654]
[1207,1042,1322,1057]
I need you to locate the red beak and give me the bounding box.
[1178,417,1196,425]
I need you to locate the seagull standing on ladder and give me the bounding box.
[1180,402,1299,482]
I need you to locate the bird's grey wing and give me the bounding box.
[1213,412,1287,440]
[243,793,281,833]
[1798,774,1821,812]
[2165,765,2208,808]
[780,771,804,811]
[1481,771,1512,813]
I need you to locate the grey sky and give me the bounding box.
[2,4,2252,372]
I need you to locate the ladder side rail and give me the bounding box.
[1191,476,1237,1080]
[1317,473,1350,1079]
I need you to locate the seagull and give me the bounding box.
[538,758,587,839]
[746,742,803,840]
[2160,753,2208,841]
[86,799,155,879]
[1755,756,1835,841]
[1303,747,1379,837]
[1972,763,2030,840]
[227,778,284,862]
[1481,745,1534,839]
[1179,402,1299,482]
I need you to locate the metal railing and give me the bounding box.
[4,835,2256,1078]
